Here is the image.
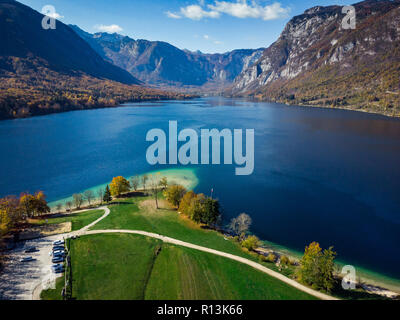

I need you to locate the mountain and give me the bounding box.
[0,0,191,120]
[70,25,264,89]
[0,0,139,85]
[231,0,400,117]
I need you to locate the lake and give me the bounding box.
[0,97,399,287]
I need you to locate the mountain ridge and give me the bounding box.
[0,0,191,120]
[230,0,400,117]
[70,25,264,90]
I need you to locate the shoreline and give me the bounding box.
[47,167,400,296]
[227,95,400,119]
[259,239,400,296]
[48,168,199,209]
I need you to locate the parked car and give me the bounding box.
[52,264,64,273]
[52,256,64,263]
[53,249,65,255]
[53,246,65,251]
[53,240,64,246]
[53,253,65,259]
[20,256,35,262]
[25,246,37,253]
[53,267,64,274]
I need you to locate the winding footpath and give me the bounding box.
[63,206,337,300]
[0,205,335,300]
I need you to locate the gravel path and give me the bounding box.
[1,206,337,300]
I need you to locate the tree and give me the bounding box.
[190,194,206,223]
[56,203,62,213]
[65,201,72,212]
[200,197,221,227]
[103,185,112,203]
[0,196,22,236]
[19,191,50,217]
[130,176,140,191]
[83,190,94,206]
[241,235,260,251]
[298,242,337,293]
[97,188,104,205]
[159,177,168,190]
[109,176,130,197]
[178,191,196,215]
[142,174,149,191]
[148,174,160,209]
[72,193,83,209]
[33,191,50,216]
[163,185,187,208]
[19,193,35,218]
[229,213,252,238]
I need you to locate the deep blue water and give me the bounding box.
[1,97,400,280]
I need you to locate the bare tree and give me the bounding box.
[83,190,94,206]
[72,194,83,209]
[65,201,72,212]
[160,176,168,190]
[130,176,140,191]
[229,213,252,239]
[149,174,160,209]
[142,174,148,191]
[97,188,104,205]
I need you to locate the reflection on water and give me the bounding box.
[0,97,399,284]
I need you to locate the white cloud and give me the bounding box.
[180,5,220,20]
[214,40,223,45]
[203,34,210,39]
[166,11,182,19]
[167,1,289,21]
[95,24,123,33]
[209,1,289,20]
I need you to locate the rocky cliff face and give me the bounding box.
[231,0,400,116]
[71,25,263,89]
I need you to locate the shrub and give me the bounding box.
[267,253,277,263]
[280,255,290,265]
[241,235,260,251]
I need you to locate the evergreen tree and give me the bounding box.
[103,185,112,203]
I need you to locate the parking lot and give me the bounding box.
[0,234,67,300]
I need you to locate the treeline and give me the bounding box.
[0,56,196,120]
[0,191,50,251]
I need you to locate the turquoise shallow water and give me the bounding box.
[0,97,399,289]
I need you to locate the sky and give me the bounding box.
[20,0,349,53]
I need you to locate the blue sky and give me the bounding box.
[20,0,348,53]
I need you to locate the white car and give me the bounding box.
[50,250,65,256]
[53,240,64,246]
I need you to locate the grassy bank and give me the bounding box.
[30,209,105,231]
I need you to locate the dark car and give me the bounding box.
[52,264,64,273]
[53,246,65,251]
[53,252,65,259]
[25,246,37,253]
[52,256,64,263]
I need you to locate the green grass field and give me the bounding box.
[42,233,315,300]
[92,198,263,260]
[145,244,315,300]
[69,233,161,300]
[31,209,104,231]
